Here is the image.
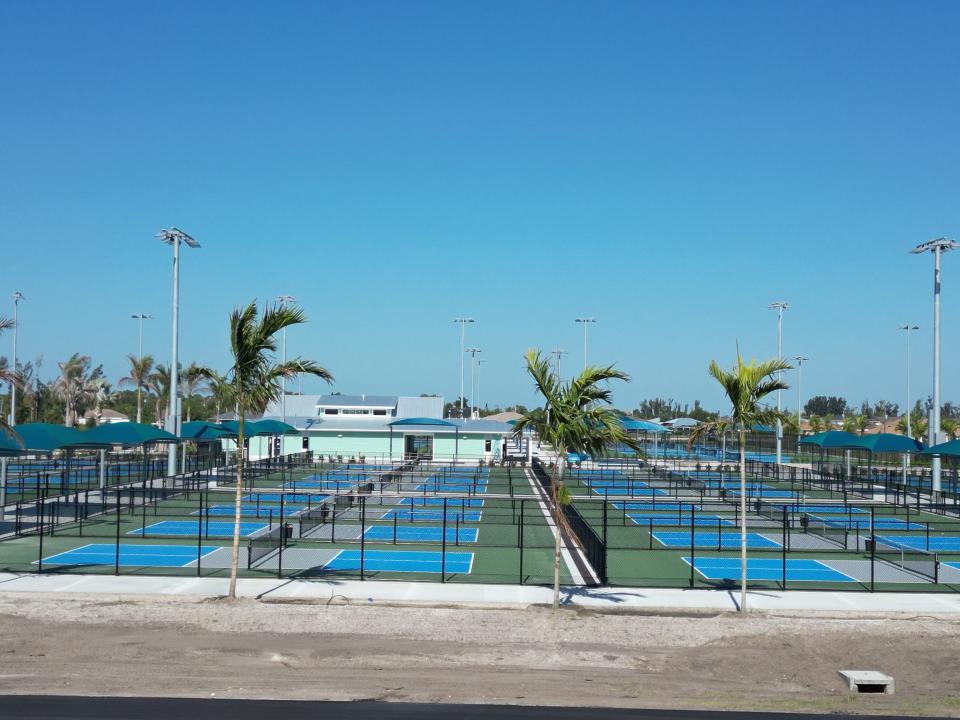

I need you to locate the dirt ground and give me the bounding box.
[0,592,957,716]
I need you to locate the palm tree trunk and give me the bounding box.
[228,411,245,600]
[136,384,143,424]
[550,447,566,609]
[738,429,748,613]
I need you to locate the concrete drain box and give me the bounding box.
[838,670,895,694]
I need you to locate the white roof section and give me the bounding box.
[396,396,444,418]
[265,415,511,435]
[263,395,323,418]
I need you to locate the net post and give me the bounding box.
[781,507,787,591]
[519,498,524,584]
[689,504,696,587]
[115,488,121,576]
[360,495,366,581]
[197,489,203,577]
[441,497,448,583]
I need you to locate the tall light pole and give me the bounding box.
[551,348,568,383]
[276,295,296,424]
[158,227,200,476]
[465,348,482,419]
[477,359,485,415]
[912,237,958,494]
[794,355,808,446]
[131,313,152,424]
[9,292,23,425]
[453,318,474,418]
[898,324,919,473]
[575,318,596,370]
[769,302,790,464]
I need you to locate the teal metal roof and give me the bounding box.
[3,423,112,453]
[180,421,235,441]
[919,438,960,458]
[798,430,860,448]
[388,417,457,427]
[217,420,271,436]
[620,417,669,433]
[83,422,179,447]
[0,430,23,456]
[251,419,298,435]
[846,433,925,454]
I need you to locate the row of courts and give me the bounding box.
[3,456,960,590]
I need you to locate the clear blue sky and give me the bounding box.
[2,1,958,413]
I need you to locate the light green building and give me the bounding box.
[249,394,512,462]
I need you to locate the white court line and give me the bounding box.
[523,468,586,586]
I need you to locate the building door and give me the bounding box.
[404,434,433,460]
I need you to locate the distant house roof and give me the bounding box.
[81,408,130,421]
[483,411,523,423]
[662,417,699,428]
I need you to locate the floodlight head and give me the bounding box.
[465,347,482,354]
[898,324,920,331]
[276,295,297,304]
[12,291,24,302]
[911,237,958,254]
[768,301,790,310]
[575,317,596,323]
[157,227,200,248]
[131,313,152,320]
[453,317,474,323]
[794,355,809,362]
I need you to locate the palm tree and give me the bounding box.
[808,415,824,434]
[898,410,928,440]
[852,414,870,436]
[0,318,19,436]
[90,378,113,425]
[53,353,103,427]
[688,350,790,613]
[147,364,172,427]
[206,370,234,422]
[180,362,211,423]
[512,349,640,609]
[941,418,959,441]
[223,300,333,599]
[120,354,154,424]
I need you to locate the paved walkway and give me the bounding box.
[2,571,960,614]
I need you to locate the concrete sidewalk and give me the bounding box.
[2,571,960,614]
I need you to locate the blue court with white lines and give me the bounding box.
[380,509,483,522]
[363,526,479,543]
[594,487,666,497]
[875,534,960,552]
[653,531,780,549]
[192,504,307,518]
[809,516,924,531]
[399,497,484,507]
[38,543,220,567]
[128,521,269,537]
[323,549,473,574]
[627,513,734,527]
[243,493,322,504]
[684,557,855,582]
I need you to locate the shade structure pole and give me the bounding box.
[9,292,22,425]
[167,237,180,476]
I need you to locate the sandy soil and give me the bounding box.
[0,592,957,716]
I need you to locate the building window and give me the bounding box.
[323,408,339,415]
[342,409,370,415]
[302,436,309,450]
[372,409,387,416]
[485,439,492,452]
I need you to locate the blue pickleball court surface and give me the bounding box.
[324,549,473,573]
[810,516,924,531]
[627,513,734,527]
[39,543,220,567]
[613,502,698,511]
[128,520,268,537]
[785,505,867,514]
[654,531,781,549]
[289,480,355,491]
[399,497,485,507]
[875,534,960,552]
[725,489,797,498]
[380,509,483,522]
[594,487,666,497]
[363,526,479,543]
[193,504,307,518]
[244,493,322,504]
[684,557,856,582]
[414,483,488,494]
